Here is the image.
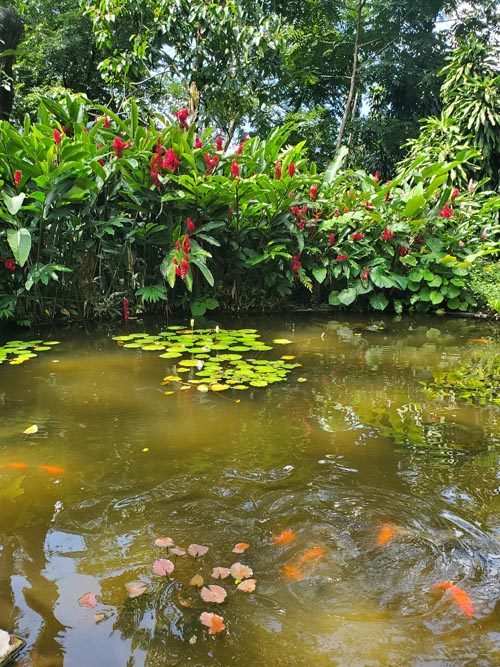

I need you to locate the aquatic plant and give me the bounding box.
[0,339,60,365]
[423,353,500,406]
[112,326,302,396]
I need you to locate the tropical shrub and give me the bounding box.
[0,94,499,325]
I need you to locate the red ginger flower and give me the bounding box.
[4,258,16,272]
[291,252,301,274]
[451,188,459,200]
[113,136,131,157]
[195,134,203,149]
[122,298,129,321]
[54,128,62,146]
[174,108,189,131]
[288,162,296,178]
[187,217,196,233]
[381,226,394,241]
[438,203,453,218]
[275,161,282,180]
[399,245,408,257]
[102,115,111,128]
[310,183,318,200]
[360,267,370,280]
[204,153,219,174]
[231,160,239,178]
[329,233,335,246]
[336,254,348,261]
[162,148,180,172]
[215,134,223,151]
[374,170,379,183]
[14,170,21,188]
[352,232,365,241]
[182,234,190,253]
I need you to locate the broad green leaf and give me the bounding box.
[370,293,389,310]
[4,192,26,215]
[7,228,31,267]
[312,267,327,284]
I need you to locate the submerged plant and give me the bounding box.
[423,353,500,406]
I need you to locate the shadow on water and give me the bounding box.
[0,313,500,666]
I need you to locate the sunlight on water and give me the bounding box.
[0,314,500,666]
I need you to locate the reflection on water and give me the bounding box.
[0,314,500,666]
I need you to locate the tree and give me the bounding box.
[11,0,107,121]
[83,0,285,142]
[0,5,23,120]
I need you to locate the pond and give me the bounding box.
[1,313,500,667]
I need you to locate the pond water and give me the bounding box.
[1,313,500,667]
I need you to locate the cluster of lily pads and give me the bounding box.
[79,537,256,636]
[0,339,60,365]
[112,326,302,395]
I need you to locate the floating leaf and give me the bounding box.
[210,383,230,392]
[125,581,148,598]
[200,611,226,634]
[211,567,231,579]
[170,546,186,556]
[152,558,175,576]
[190,574,204,587]
[297,377,308,383]
[188,544,209,557]
[230,562,253,580]
[236,578,256,592]
[154,537,174,548]
[232,543,250,554]
[23,424,38,435]
[197,384,210,393]
[79,592,99,608]
[200,585,227,603]
[272,339,293,344]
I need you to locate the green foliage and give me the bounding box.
[469,263,500,315]
[0,92,499,324]
[400,36,500,190]
[423,354,500,406]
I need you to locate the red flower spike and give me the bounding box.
[4,258,16,272]
[53,129,62,146]
[374,170,379,183]
[122,298,129,321]
[187,217,196,233]
[310,183,318,200]
[231,160,239,178]
[336,255,348,261]
[195,134,203,149]
[360,267,370,281]
[438,203,453,218]
[215,134,223,151]
[14,170,21,188]
[288,163,295,178]
[351,232,365,241]
[451,188,459,200]
[275,161,282,180]
[381,226,394,241]
[113,136,131,158]
[329,233,335,246]
[103,115,111,128]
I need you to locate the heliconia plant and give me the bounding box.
[0,93,499,324]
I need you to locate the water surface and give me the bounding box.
[1,314,500,667]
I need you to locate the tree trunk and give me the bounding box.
[0,6,24,121]
[336,0,365,151]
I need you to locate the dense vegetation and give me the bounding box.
[0,0,499,325]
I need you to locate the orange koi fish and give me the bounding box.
[433,582,474,617]
[0,462,29,469]
[283,564,304,581]
[274,529,296,547]
[376,523,397,546]
[300,547,326,564]
[39,465,65,474]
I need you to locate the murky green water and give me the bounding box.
[1,314,500,667]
